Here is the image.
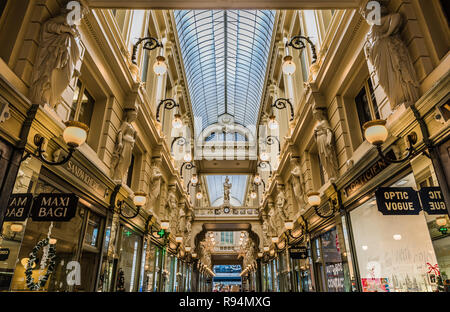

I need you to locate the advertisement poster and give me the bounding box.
[361,278,390,292]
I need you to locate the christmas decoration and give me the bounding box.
[25,222,57,291]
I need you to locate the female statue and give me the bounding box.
[363,4,419,109]
[110,109,138,183]
[149,160,163,200]
[313,108,339,180]
[290,158,305,204]
[30,6,86,107]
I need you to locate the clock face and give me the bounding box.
[224,207,230,214]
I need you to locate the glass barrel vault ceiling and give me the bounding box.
[174,10,276,130]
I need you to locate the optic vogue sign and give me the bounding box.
[375,186,448,216]
[375,187,421,215]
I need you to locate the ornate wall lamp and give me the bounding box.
[131,36,167,76]
[285,35,317,65]
[180,161,196,177]
[156,99,182,129]
[267,98,294,131]
[265,135,281,156]
[284,216,308,245]
[110,185,147,219]
[363,119,425,163]
[146,220,171,245]
[23,121,89,165]
[257,161,273,177]
[306,183,341,219]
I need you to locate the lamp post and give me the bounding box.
[257,161,273,177]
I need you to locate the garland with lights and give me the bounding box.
[25,223,57,291]
[25,237,57,291]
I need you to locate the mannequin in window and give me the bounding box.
[362,3,420,109]
[313,108,339,180]
[110,109,138,183]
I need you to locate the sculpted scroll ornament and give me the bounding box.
[313,108,339,180]
[110,109,138,183]
[362,5,419,109]
[30,7,86,107]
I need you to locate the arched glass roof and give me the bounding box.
[174,10,275,130]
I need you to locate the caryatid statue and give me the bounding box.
[362,3,420,109]
[290,158,306,205]
[313,108,339,180]
[30,5,87,107]
[110,109,138,183]
[223,176,232,202]
[167,186,178,228]
[177,202,186,234]
[275,184,288,220]
[149,159,163,201]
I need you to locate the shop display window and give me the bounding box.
[350,173,440,292]
[116,226,142,292]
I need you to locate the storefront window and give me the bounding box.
[116,225,142,292]
[350,173,440,292]
[141,239,157,292]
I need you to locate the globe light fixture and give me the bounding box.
[184,152,192,162]
[153,55,167,76]
[253,174,262,185]
[258,252,263,258]
[190,174,198,185]
[268,115,278,130]
[49,238,58,245]
[363,120,389,146]
[263,246,269,252]
[307,192,321,207]
[63,121,89,148]
[175,236,183,243]
[10,223,23,232]
[393,234,402,241]
[196,191,203,200]
[172,113,183,129]
[436,217,447,227]
[133,192,147,207]
[260,152,270,162]
[192,253,197,258]
[271,236,279,243]
[185,246,191,252]
[284,221,294,230]
[282,55,296,75]
[250,191,257,199]
[161,221,170,230]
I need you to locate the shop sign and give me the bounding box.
[289,246,308,259]
[4,193,33,221]
[31,193,78,221]
[375,187,421,215]
[0,248,9,261]
[418,187,448,215]
[344,150,395,197]
[62,160,107,198]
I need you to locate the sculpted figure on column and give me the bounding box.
[167,186,178,230]
[110,109,138,183]
[30,6,87,107]
[313,108,339,180]
[177,203,186,234]
[290,158,306,205]
[362,4,419,109]
[275,184,288,220]
[149,159,163,201]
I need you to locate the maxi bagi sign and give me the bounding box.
[375,186,448,216]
